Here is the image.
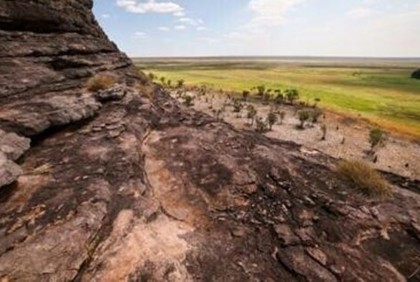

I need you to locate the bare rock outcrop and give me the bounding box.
[0,1,419,281]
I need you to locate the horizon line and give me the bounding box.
[131,55,420,60]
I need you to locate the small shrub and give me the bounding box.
[255,116,268,133]
[320,124,327,140]
[297,110,311,129]
[311,108,323,124]
[183,95,194,107]
[242,90,250,101]
[177,79,185,88]
[247,105,257,125]
[279,111,286,124]
[263,92,271,104]
[148,72,156,81]
[232,99,243,113]
[267,112,278,130]
[369,127,384,149]
[337,160,391,197]
[314,97,321,107]
[176,90,184,98]
[285,89,299,105]
[256,85,266,97]
[274,91,284,105]
[86,74,117,92]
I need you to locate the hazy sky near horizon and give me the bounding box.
[93,0,420,57]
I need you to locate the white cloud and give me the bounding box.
[178,17,204,26]
[196,26,206,31]
[158,26,170,31]
[179,17,199,26]
[248,0,305,27]
[134,31,148,39]
[116,0,184,16]
[173,11,185,17]
[101,14,111,19]
[347,7,372,18]
[174,25,186,30]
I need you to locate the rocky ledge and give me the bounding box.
[0,1,419,281]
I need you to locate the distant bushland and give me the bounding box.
[412,69,420,79]
[137,58,420,138]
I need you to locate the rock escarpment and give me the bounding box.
[0,1,419,281]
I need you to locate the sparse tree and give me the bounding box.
[232,99,243,117]
[311,108,323,124]
[148,72,156,81]
[285,89,299,105]
[256,85,266,97]
[369,127,384,150]
[298,110,310,129]
[177,79,185,88]
[314,97,321,108]
[267,112,278,130]
[160,76,166,84]
[263,92,271,104]
[255,116,268,133]
[321,124,327,140]
[247,105,257,125]
[274,90,284,105]
[242,90,250,101]
[232,99,241,111]
[176,90,184,98]
[167,80,172,88]
[183,95,194,107]
[279,111,286,125]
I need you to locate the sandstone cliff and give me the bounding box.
[0,1,419,281]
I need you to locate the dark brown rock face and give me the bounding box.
[0,1,419,281]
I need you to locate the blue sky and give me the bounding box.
[93,0,420,57]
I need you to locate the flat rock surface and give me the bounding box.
[0,1,419,281]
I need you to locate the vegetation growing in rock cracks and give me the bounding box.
[337,160,391,198]
[86,74,117,92]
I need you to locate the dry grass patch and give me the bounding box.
[86,73,117,92]
[337,160,391,198]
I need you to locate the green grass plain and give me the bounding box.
[135,57,420,138]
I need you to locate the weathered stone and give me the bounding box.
[0,1,419,281]
[0,152,22,187]
[0,130,30,161]
[277,247,337,282]
[306,247,328,266]
[96,84,127,102]
[274,224,300,246]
